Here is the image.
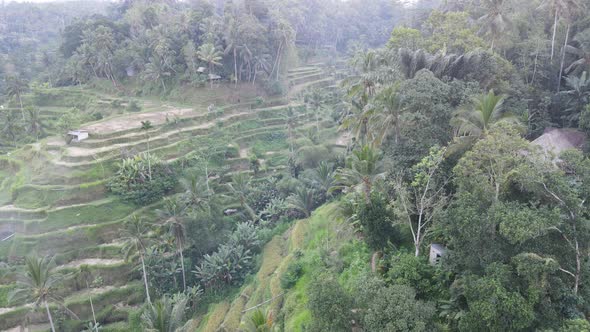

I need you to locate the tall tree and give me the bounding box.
[226,173,258,221]
[121,215,154,304]
[141,120,153,180]
[478,0,511,52]
[393,146,448,256]
[452,90,517,139]
[196,43,222,89]
[157,197,188,292]
[8,256,63,332]
[5,76,28,121]
[331,145,386,204]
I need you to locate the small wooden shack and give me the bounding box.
[67,130,89,143]
[429,243,446,265]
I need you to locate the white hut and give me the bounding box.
[429,243,446,265]
[67,130,89,143]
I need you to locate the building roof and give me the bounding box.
[430,243,446,252]
[68,130,88,136]
[532,128,586,159]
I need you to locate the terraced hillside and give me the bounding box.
[193,202,366,332]
[0,62,345,331]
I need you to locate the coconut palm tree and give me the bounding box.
[478,0,511,52]
[141,120,153,180]
[565,28,590,76]
[246,309,273,332]
[311,161,335,196]
[226,173,257,221]
[8,255,63,332]
[369,85,404,146]
[559,71,590,125]
[180,174,213,214]
[1,108,23,148]
[121,215,154,304]
[538,0,582,61]
[5,75,28,121]
[197,43,223,89]
[331,145,386,204]
[224,14,241,87]
[287,187,315,218]
[141,293,189,332]
[156,197,188,292]
[452,90,517,138]
[25,106,45,141]
[557,1,585,92]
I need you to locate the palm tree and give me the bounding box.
[478,0,510,52]
[141,294,188,332]
[141,120,153,180]
[224,14,241,87]
[142,56,170,93]
[8,255,63,332]
[157,197,188,292]
[197,43,223,89]
[565,29,590,75]
[121,215,154,304]
[25,106,44,140]
[559,71,590,125]
[180,174,212,214]
[287,187,315,218]
[331,145,386,204]
[226,173,257,221]
[1,108,23,148]
[538,0,581,61]
[5,75,28,121]
[452,90,517,138]
[306,89,324,132]
[311,161,335,196]
[369,85,404,146]
[246,309,273,332]
[557,1,585,92]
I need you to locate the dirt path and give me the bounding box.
[59,258,124,269]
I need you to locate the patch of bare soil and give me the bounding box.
[59,258,124,269]
[82,107,196,135]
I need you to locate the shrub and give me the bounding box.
[307,272,353,332]
[262,79,284,96]
[386,252,449,300]
[280,261,303,289]
[357,193,396,250]
[107,154,177,205]
[356,275,436,332]
[126,100,141,112]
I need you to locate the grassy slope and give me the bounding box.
[195,202,371,331]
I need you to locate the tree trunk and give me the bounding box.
[146,135,152,181]
[45,300,56,332]
[234,48,238,88]
[179,245,187,292]
[551,10,558,61]
[574,237,580,295]
[271,41,282,79]
[276,43,283,81]
[557,24,570,93]
[140,253,151,304]
[532,39,540,85]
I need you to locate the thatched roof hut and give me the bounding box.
[531,128,586,160]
